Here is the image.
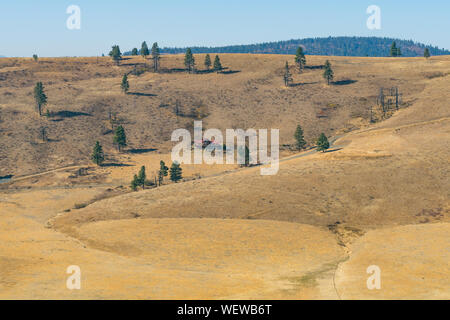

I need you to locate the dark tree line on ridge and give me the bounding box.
[125,37,448,57]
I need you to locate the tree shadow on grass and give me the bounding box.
[127,92,157,97]
[333,79,357,86]
[101,163,134,167]
[305,65,324,70]
[53,110,92,118]
[127,148,158,154]
[290,81,319,87]
[220,69,241,75]
[324,148,343,153]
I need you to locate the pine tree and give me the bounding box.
[237,145,251,167]
[294,125,306,150]
[113,125,127,152]
[151,42,161,72]
[204,54,211,70]
[424,48,431,59]
[295,47,306,73]
[109,45,122,65]
[121,74,129,94]
[137,166,146,189]
[323,60,334,85]
[213,55,223,73]
[141,41,149,59]
[33,82,47,116]
[283,62,293,87]
[184,48,195,73]
[40,127,48,142]
[158,160,169,186]
[91,141,105,166]
[131,48,138,56]
[130,174,139,191]
[33,54,38,62]
[170,162,183,182]
[390,42,401,57]
[316,133,330,153]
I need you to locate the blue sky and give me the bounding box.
[1,0,449,57]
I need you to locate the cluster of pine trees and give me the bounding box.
[90,125,127,166]
[283,46,334,87]
[130,161,182,191]
[294,125,330,153]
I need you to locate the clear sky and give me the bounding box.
[1,0,449,57]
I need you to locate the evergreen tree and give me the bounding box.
[390,41,402,57]
[316,133,330,153]
[424,48,431,59]
[130,174,139,191]
[283,62,293,87]
[109,45,122,65]
[204,54,211,70]
[151,42,161,72]
[40,127,48,142]
[141,41,149,59]
[33,54,38,62]
[294,125,306,150]
[323,60,334,85]
[295,46,306,73]
[33,82,47,116]
[213,55,223,73]
[91,141,105,166]
[137,166,146,189]
[158,160,169,186]
[237,145,251,167]
[184,48,195,73]
[113,125,127,152]
[390,42,397,57]
[170,162,183,182]
[131,48,138,56]
[121,74,129,94]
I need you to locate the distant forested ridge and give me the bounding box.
[125,37,449,57]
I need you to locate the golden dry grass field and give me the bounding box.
[0,54,449,299]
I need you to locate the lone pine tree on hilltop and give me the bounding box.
[294,125,307,150]
[113,125,127,152]
[295,46,306,73]
[91,141,105,166]
[33,82,47,116]
[316,133,330,153]
[213,55,223,73]
[109,45,122,65]
[204,54,212,70]
[152,42,161,72]
[323,60,334,85]
[141,41,149,59]
[184,48,195,73]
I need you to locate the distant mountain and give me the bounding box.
[126,37,450,57]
